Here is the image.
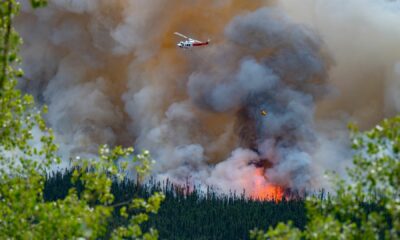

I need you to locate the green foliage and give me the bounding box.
[252,117,400,240]
[250,222,301,240]
[30,0,47,9]
[0,1,164,239]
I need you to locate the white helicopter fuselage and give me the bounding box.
[177,40,209,49]
[175,32,209,49]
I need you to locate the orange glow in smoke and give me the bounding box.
[250,168,283,201]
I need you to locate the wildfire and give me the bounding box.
[250,168,283,201]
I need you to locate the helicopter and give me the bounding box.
[174,32,210,49]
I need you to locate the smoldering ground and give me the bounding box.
[15,0,399,197]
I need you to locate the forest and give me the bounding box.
[44,169,308,239]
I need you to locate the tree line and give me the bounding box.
[44,169,307,240]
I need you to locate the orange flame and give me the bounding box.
[250,168,283,201]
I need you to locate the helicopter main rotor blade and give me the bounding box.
[174,32,189,39]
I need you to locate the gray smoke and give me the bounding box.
[280,0,400,127]
[18,0,397,196]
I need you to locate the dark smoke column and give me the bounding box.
[188,7,331,190]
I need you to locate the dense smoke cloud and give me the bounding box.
[16,0,398,196]
[279,0,400,128]
[184,7,332,190]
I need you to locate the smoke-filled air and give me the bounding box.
[16,0,400,199]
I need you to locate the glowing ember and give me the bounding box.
[250,168,283,201]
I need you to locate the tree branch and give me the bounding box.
[0,0,13,93]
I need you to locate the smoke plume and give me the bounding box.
[15,0,399,197]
